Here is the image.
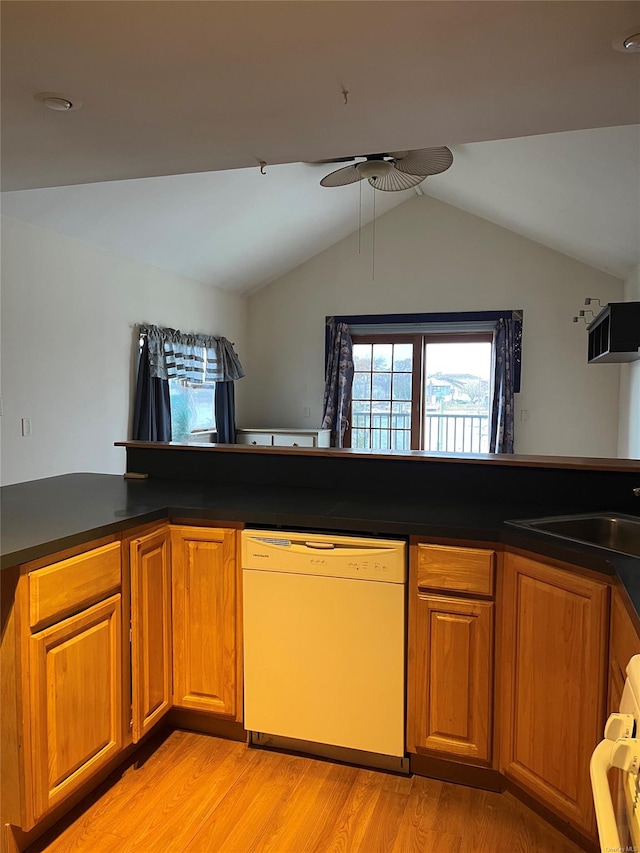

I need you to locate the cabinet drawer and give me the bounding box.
[236,431,273,446]
[272,434,315,447]
[416,543,494,596]
[29,542,121,629]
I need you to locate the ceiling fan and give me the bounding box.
[319,146,453,192]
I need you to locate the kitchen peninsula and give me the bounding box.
[2,443,640,853]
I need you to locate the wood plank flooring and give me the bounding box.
[27,730,586,853]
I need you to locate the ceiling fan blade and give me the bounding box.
[391,146,453,176]
[320,165,365,187]
[368,168,426,192]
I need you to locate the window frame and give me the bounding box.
[327,309,522,391]
[347,333,423,450]
[347,330,494,452]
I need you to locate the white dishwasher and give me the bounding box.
[242,529,408,772]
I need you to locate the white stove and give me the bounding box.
[591,654,640,851]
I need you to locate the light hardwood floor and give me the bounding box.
[28,730,586,853]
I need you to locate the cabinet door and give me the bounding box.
[29,595,122,820]
[607,589,640,818]
[500,553,609,835]
[608,588,640,716]
[411,594,493,762]
[130,527,172,742]
[171,526,237,717]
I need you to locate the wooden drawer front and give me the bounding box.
[236,431,273,446]
[272,433,315,447]
[29,542,121,629]
[416,544,494,596]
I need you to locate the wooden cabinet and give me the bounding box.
[171,526,239,718]
[500,552,609,836]
[608,587,640,715]
[1,540,124,832]
[130,526,172,742]
[587,301,640,363]
[411,594,493,761]
[408,541,496,765]
[236,428,331,447]
[606,587,640,815]
[29,595,122,820]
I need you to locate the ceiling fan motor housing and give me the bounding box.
[355,159,393,181]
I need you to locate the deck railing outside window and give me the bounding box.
[351,412,489,453]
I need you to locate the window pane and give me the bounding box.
[391,430,411,451]
[372,373,391,400]
[352,373,371,400]
[353,343,372,371]
[392,372,411,401]
[168,380,215,443]
[372,344,392,371]
[351,401,371,429]
[352,429,370,450]
[371,428,390,450]
[392,344,413,372]
[424,341,492,453]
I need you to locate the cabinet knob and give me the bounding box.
[292,442,298,447]
[251,440,257,445]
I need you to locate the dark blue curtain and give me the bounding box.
[214,381,236,443]
[321,320,354,447]
[132,338,171,441]
[490,317,517,453]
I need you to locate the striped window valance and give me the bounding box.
[140,324,245,383]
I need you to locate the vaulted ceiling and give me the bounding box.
[1,1,638,292]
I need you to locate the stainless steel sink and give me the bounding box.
[508,513,640,558]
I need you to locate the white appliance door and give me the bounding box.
[243,568,405,757]
[591,655,640,852]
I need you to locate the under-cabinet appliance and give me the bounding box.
[591,654,640,851]
[242,529,407,772]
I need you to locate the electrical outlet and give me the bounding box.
[520,410,530,422]
[303,407,311,418]
[21,417,31,437]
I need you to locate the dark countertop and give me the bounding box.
[2,473,639,618]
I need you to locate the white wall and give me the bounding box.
[244,195,625,457]
[618,263,640,458]
[0,216,248,485]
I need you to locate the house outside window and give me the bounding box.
[327,309,522,455]
[348,333,493,453]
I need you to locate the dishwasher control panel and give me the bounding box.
[242,529,406,583]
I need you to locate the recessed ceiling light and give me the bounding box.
[623,32,640,51]
[35,92,82,112]
[612,30,640,52]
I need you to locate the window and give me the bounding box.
[348,334,493,453]
[168,379,216,443]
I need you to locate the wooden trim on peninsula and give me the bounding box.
[115,440,640,473]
